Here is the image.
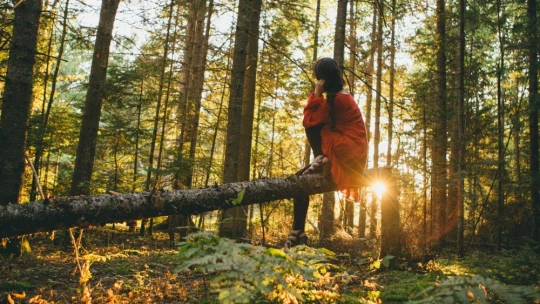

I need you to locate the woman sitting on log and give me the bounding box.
[285,57,368,249]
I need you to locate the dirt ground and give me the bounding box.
[1,225,215,303]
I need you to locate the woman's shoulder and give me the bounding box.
[336,91,356,102]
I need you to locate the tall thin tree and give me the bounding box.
[219,0,252,238]
[319,0,348,241]
[0,0,42,204]
[434,0,448,246]
[70,0,121,196]
[496,0,506,251]
[528,0,540,241]
[238,0,262,182]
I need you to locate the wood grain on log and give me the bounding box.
[0,168,391,238]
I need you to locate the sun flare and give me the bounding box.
[373,182,386,200]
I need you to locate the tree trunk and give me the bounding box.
[344,0,357,232]
[333,0,347,67]
[238,0,262,182]
[528,0,540,241]
[140,0,175,236]
[70,0,120,196]
[496,0,505,251]
[319,0,348,242]
[186,0,213,187]
[369,0,384,239]
[365,2,377,142]
[0,0,42,205]
[1,169,387,238]
[457,0,466,257]
[373,0,383,168]
[304,0,321,167]
[387,0,395,167]
[380,169,400,263]
[220,0,252,238]
[434,0,448,247]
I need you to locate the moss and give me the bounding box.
[0,281,35,292]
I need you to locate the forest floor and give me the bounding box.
[1,225,539,303]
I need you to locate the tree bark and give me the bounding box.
[387,0,395,167]
[528,0,540,241]
[457,0,466,257]
[344,0,357,231]
[304,0,321,168]
[365,2,377,142]
[238,0,262,182]
[0,0,42,205]
[70,0,120,196]
[380,169,400,263]
[0,174,334,238]
[333,0,347,67]
[496,0,505,251]
[186,0,213,187]
[220,0,252,238]
[434,0,448,247]
[373,0,383,168]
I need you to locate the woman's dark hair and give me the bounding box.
[313,58,343,131]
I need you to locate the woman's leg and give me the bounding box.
[302,125,330,175]
[305,124,324,157]
[286,125,325,247]
[292,195,309,231]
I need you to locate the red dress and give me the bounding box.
[303,92,368,189]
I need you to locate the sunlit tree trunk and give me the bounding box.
[333,0,347,67]
[175,0,196,189]
[205,43,232,188]
[304,0,321,167]
[386,0,395,167]
[365,2,377,143]
[140,0,175,236]
[373,0,383,169]
[70,0,120,196]
[186,0,213,187]
[238,0,262,182]
[370,0,384,239]
[31,0,66,201]
[344,0,357,231]
[0,0,42,205]
[220,0,252,238]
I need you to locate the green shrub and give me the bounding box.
[409,275,539,304]
[176,232,342,303]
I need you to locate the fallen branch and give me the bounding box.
[0,168,391,238]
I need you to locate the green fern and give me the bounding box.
[176,232,342,303]
[409,275,540,304]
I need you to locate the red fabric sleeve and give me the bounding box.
[303,93,330,128]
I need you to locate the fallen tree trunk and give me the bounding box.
[0,174,331,237]
[0,168,392,238]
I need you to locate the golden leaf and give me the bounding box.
[7,294,15,304]
[10,291,25,299]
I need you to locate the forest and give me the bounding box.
[0,0,540,302]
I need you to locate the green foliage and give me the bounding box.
[0,281,34,293]
[409,275,540,304]
[433,245,540,286]
[176,232,342,303]
[231,189,245,206]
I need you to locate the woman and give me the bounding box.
[285,58,368,248]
